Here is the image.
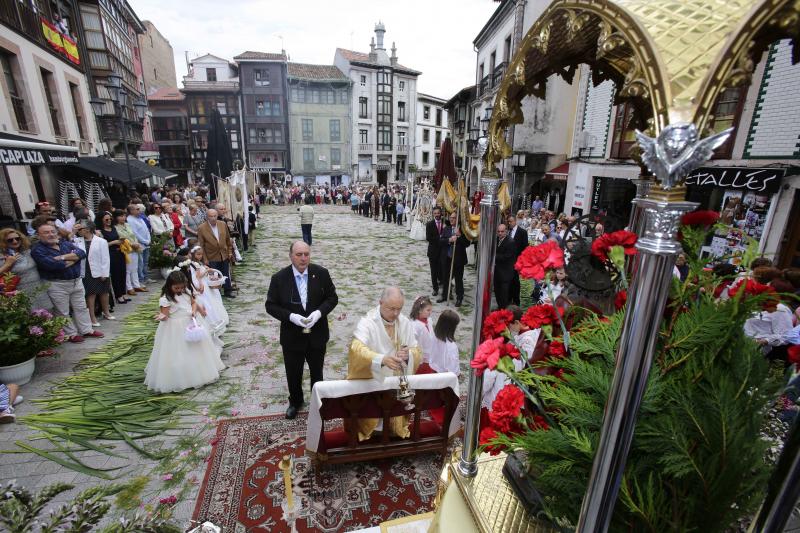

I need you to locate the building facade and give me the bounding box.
[444,86,477,189]
[233,51,290,185]
[138,20,176,94]
[334,22,420,186]
[148,87,190,184]
[0,0,103,222]
[287,62,351,186]
[415,93,449,176]
[181,54,242,182]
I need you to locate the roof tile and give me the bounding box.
[234,50,287,61]
[287,62,347,81]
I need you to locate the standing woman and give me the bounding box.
[76,221,113,325]
[147,204,169,235]
[99,211,128,304]
[170,204,184,248]
[0,228,51,309]
[114,209,144,295]
[184,202,203,240]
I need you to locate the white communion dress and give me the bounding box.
[144,293,225,393]
[191,264,229,336]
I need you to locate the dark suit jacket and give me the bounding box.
[426,219,444,259]
[265,263,338,350]
[494,237,517,282]
[439,224,469,267]
[510,226,529,257]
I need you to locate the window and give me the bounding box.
[255,96,280,116]
[610,102,637,159]
[435,108,442,126]
[377,95,392,123]
[489,52,496,77]
[708,87,745,159]
[398,101,406,122]
[435,130,441,147]
[40,68,62,136]
[398,131,406,146]
[479,63,484,81]
[359,97,368,118]
[205,68,217,82]
[504,35,512,63]
[339,89,348,104]
[311,90,320,104]
[422,152,430,166]
[69,83,87,139]
[423,129,430,143]
[302,119,313,141]
[1,52,28,131]
[216,101,227,115]
[359,129,369,144]
[249,127,282,144]
[377,69,392,94]
[254,68,270,87]
[377,125,392,151]
[330,148,341,166]
[399,80,405,92]
[303,147,315,170]
[360,75,366,86]
[329,119,340,142]
[423,106,430,121]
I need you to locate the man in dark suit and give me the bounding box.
[266,241,338,419]
[381,190,391,221]
[494,223,516,309]
[439,211,470,306]
[507,214,528,305]
[425,206,445,296]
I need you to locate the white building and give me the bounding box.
[1,4,104,223]
[415,94,449,175]
[334,22,420,187]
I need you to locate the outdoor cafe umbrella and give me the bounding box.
[433,137,457,192]
[204,108,233,199]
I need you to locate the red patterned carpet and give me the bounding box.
[192,413,449,532]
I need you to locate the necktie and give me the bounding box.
[437,221,441,234]
[296,273,307,308]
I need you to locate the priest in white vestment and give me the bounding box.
[347,286,422,440]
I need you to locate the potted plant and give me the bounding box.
[476,214,783,531]
[0,273,68,384]
[149,233,177,279]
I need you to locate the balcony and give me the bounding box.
[492,62,507,88]
[466,139,480,157]
[358,144,372,153]
[0,0,82,68]
[479,75,489,96]
[377,146,393,153]
[9,95,29,131]
[396,145,408,153]
[182,79,239,92]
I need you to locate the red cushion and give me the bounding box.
[322,419,444,451]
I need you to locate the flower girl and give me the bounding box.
[188,245,229,336]
[144,271,225,393]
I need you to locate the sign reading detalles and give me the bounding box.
[685,167,785,195]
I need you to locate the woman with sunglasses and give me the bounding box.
[97,211,129,305]
[74,221,113,326]
[147,203,173,236]
[0,228,50,309]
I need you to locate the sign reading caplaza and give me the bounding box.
[0,148,79,166]
[685,167,786,195]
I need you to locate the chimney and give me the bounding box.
[369,37,377,61]
[374,21,386,50]
[390,42,397,66]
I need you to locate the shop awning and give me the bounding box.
[73,157,150,183]
[0,132,79,166]
[113,158,177,181]
[545,162,570,181]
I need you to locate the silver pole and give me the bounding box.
[628,178,654,237]
[575,197,697,532]
[457,175,501,478]
[748,417,800,533]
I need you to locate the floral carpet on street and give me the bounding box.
[193,413,446,532]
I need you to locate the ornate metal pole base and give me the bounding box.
[575,196,697,532]
[458,175,501,478]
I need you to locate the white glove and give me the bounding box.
[289,313,306,327]
[306,310,322,328]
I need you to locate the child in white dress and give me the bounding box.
[410,296,434,373]
[188,246,229,336]
[144,271,225,393]
[422,309,461,425]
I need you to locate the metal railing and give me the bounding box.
[0,0,45,48]
[358,143,372,152]
[396,145,408,153]
[492,62,507,88]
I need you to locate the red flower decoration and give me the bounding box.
[788,345,800,368]
[471,337,520,376]
[521,304,559,330]
[614,290,627,310]
[681,210,720,228]
[489,385,525,433]
[0,274,21,295]
[727,278,775,299]
[481,309,515,340]
[479,426,505,455]
[515,241,565,280]
[547,340,567,359]
[591,230,638,262]
[531,414,550,431]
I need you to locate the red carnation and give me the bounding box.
[471,337,520,376]
[515,240,565,281]
[547,340,567,359]
[788,345,800,368]
[489,385,525,433]
[681,210,720,228]
[531,414,550,431]
[614,290,627,310]
[727,278,775,299]
[479,426,505,455]
[521,304,558,330]
[591,230,638,262]
[481,309,515,340]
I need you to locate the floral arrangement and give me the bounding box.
[149,232,177,269]
[0,273,68,366]
[477,219,781,531]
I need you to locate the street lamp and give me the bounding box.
[90,72,148,191]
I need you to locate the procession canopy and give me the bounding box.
[485,0,800,169]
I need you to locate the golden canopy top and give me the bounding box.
[484,0,799,167]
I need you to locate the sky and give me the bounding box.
[130,0,499,99]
